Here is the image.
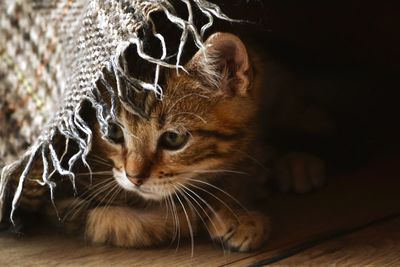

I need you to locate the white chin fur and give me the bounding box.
[112,168,164,200]
[113,168,136,191]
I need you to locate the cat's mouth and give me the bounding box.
[112,168,169,200]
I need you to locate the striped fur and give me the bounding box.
[50,32,271,252]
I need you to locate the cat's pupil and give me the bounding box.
[107,123,124,144]
[160,131,188,150]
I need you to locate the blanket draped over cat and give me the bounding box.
[0,0,235,223]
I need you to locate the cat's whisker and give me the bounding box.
[164,188,176,246]
[63,178,116,221]
[61,200,85,223]
[176,182,228,254]
[66,196,94,222]
[99,183,122,220]
[94,182,119,211]
[172,197,182,252]
[192,169,248,175]
[177,183,225,231]
[88,183,121,225]
[62,182,111,222]
[231,149,269,171]
[62,178,112,214]
[167,112,207,124]
[85,177,117,193]
[87,154,109,162]
[186,178,250,215]
[76,171,113,176]
[172,185,195,257]
[176,185,203,226]
[165,194,176,247]
[178,184,233,249]
[86,158,113,167]
[168,190,181,251]
[125,130,140,141]
[65,181,114,220]
[166,93,209,114]
[102,183,120,207]
[87,155,112,165]
[184,181,240,222]
[108,187,122,212]
[88,184,120,228]
[175,184,216,251]
[163,192,171,222]
[72,177,114,200]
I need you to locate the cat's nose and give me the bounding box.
[126,172,148,186]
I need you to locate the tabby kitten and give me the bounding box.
[51,32,324,252]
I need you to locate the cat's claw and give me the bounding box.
[276,152,326,193]
[208,209,270,252]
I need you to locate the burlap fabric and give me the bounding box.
[0,0,233,223]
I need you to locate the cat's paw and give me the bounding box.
[208,209,271,252]
[85,206,166,247]
[275,152,326,193]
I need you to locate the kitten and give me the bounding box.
[46,32,325,252]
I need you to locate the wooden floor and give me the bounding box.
[0,156,399,266]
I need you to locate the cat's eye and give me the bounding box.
[159,131,189,151]
[107,123,124,144]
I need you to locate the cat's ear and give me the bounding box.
[187,32,251,96]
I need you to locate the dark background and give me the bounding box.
[212,0,400,166]
[214,0,400,66]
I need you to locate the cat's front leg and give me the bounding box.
[207,208,271,252]
[85,206,197,247]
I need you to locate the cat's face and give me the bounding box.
[91,33,259,200]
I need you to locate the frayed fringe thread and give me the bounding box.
[0,104,93,224]
[0,0,238,224]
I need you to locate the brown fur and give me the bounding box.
[47,32,324,252]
